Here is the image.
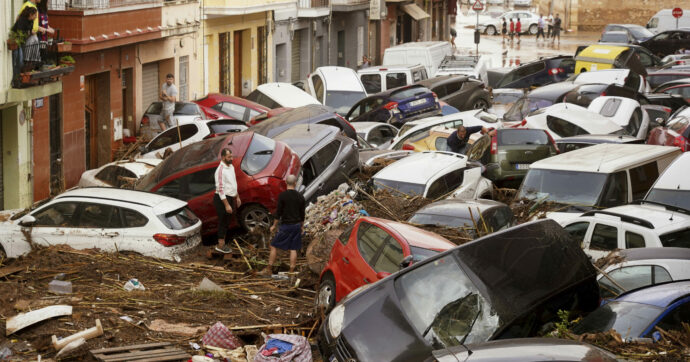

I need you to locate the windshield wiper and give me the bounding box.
[458,308,481,346]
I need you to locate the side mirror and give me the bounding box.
[399,255,414,269]
[19,215,36,227]
[376,271,391,280]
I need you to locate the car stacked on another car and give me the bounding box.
[645,151,690,209]
[416,75,491,111]
[249,104,357,140]
[346,84,441,127]
[494,56,575,89]
[408,199,514,236]
[357,64,429,94]
[245,83,320,109]
[139,101,206,140]
[647,106,690,151]
[193,93,270,122]
[79,159,162,188]
[521,103,626,140]
[306,66,368,116]
[138,119,247,159]
[351,122,398,149]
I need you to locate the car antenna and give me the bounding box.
[596,144,608,172]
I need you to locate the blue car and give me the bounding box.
[573,281,690,342]
[345,84,440,127]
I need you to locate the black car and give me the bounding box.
[318,219,600,362]
[641,29,690,57]
[595,43,664,70]
[346,85,440,127]
[602,24,654,44]
[408,199,513,237]
[494,56,575,89]
[599,31,635,44]
[416,75,492,111]
[248,104,357,140]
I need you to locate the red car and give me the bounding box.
[194,93,270,123]
[136,131,301,236]
[317,217,456,311]
[647,111,690,152]
[248,107,292,126]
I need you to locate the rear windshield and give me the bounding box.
[326,91,367,115]
[492,93,522,105]
[660,228,690,248]
[498,129,549,146]
[147,102,201,115]
[504,97,554,122]
[207,121,247,135]
[409,213,474,228]
[373,179,425,197]
[645,189,690,211]
[628,25,653,39]
[158,207,199,230]
[391,86,431,101]
[241,134,276,175]
[601,33,629,43]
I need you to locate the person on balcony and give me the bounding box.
[11,6,40,75]
[37,0,54,42]
[19,0,54,37]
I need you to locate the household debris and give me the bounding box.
[147,319,206,337]
[52,319,104,350]
[123,278,145,291]
[303,184,363,237]
[5,305,73,336]
[255,333,312,361]
[195,277,224,292]
[90,342,190,361]
[202,322,243,350]
[48,279,72,294]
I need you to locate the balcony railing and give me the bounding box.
[331,0,368,5]
[10,39,75,88]
[298,0,329,8]
[49,0,162,10]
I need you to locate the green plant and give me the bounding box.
[9,30,27,47]
[60,55,75,63]
[555,309,571,338]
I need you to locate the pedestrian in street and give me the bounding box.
[447,125,497,154]
[552,14,562,45]
[260,175,305,276]
[547,13,554,38]
[501,18,507,44]
[509,18,515,44]
[360,55,370,69]
[213,148,241,254]
[159,73,177,131]
[450,27,457,48]
[536,14,546,41]
[516,18,522,44]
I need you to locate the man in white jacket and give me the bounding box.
[213,148,241,253]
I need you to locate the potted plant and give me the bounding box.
[59,55,75,66]
[57,41,71,52]
[7,30,27,50]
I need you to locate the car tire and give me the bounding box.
[469,96,490,111]
[239,204,272,231]
[529,24,538,35]
[486,25,497,36]
[317,273,337,312]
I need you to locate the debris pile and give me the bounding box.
[574,327,690,360]
[304,184,364,237]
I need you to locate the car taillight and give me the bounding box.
[544,130,559,153]
[548,68,564,75]
[203,133,220,139]
[601,91,607,96]
[402,143,415,151]
[490,135,498,154]
[673,136,688,152]
[662,107,672,114]
[383,101,399,110]
[141,115,149,125]
[153,234,187,247]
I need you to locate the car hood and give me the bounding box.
[359,149,413,166]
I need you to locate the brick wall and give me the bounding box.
[32,97,51,202]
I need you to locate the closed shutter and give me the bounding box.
[291,33,301,83]
[142,62,159,109]
[179,56,189,101]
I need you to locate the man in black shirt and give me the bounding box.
[260,175,306,276]
[446,125,496,154]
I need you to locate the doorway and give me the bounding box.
[49,94,63,196]
[84,72,111,170]
[233,31,242,96]
[121,68,134,137]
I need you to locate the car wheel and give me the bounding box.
[317,273,337,312]
[486,25,497,36]
[239,204,271,231]
[529,24,537,35]
[470,97,490,110]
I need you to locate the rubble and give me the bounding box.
[303,183,364,237]
[48,279,72,294]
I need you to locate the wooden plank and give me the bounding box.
[128,353,190,362]
[91,342,171,354]
[98,350,189,362]
[0,266,23,278]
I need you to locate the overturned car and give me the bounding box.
[318,219,600,361]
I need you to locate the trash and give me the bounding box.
[48,279,73,294]
[191,356,214,362]
[6,305,73,336]
[245,345,258,361]
[91,342,190,361]
[195,277,224,292]
[189,342,201,350]
[0,347,12,360]
[202,321,243,350]
[123,278,145,291]
[55,337,85,358]
[120,316,134,323]
[303,183,363,236]
[148,319,206,336]
[54,273,66,281]
[255,334,312,361]
[52,319,103,350]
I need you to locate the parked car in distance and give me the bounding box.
[556,134,643,153]
[245,83,320,109]
[600,31,635,44]
[495,56,575,89]
[318,219,600,361]
[346,85,440,127]
[306,66,368,116]
[416,75,491,111]
[193,93,269,122]
[602,24,654,43]
[357,64,429,94]
[382,41,452,77]
[79,159,162,188]
[408,199,514,236]
[249,104,357,141]
[139,101,205,140]
[597,248,690,299]
[273,124,358,203]
[435,55,492,83]
[572,281,690,342]
[136,132,301,235]
[0,188,202,261]
[138,119,247,159]
[647,107,690,151]
[465,128,558,187]
[587,96,650,139]
[640,29,690,57]
[521,103,626,140]
[478,10,540,35]
[351,122,398,149]
[372,151,493,200]
[645,151,690,210]
[316,216,456,311]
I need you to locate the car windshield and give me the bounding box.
[659,228,690,248]
[517,169,608,207]
[395,254,498,349]
[240,134,276,175]
[498,129,549,145]
[645,189,690,212]
[504,97,554,122]
[409,246,440,262]
[492,92,522,105]
[628,25,653,39]
[409,213,474,229]
[174,103,201,115]
[373,179,426,197]
[326,91,367,115]
[572,301,662,339]
[391,86,431,101]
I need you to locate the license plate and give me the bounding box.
[515,163,530,170]
[409,98,427,107]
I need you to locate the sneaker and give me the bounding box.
[215,245,232,254]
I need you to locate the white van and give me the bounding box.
[357,64,429,94]
[307,66,367,115]
[646,9,690,33]
[382,41,452,77]
[645,152,690,210]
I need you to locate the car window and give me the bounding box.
[175,103,202,116]
[624,73,641,91]
[626,108,643,136]
[433,84,448,98]
[312,140,341,174]
[155,168,216,201]
[654,302,690,336]
[546,115,589,138]
[122,208,148,228]
[564,222,590,244]
[380,125,397,139]
[95,166,137,187]
[33,202,79,227]
[500,62,546,87]
[426,178,447,199]
[434,136,450,151]
[367,127,385,145]
[357,222,391,265]
[312,74,325,103]
[558,58,576,73]
[391,86,431,100]
[157,206,199,230]
[372,238,404,274]
[361,74,381,94]
[338,223,356,246]
[599,265,654,298]
[77,203,122,228]
[628,162,658,201]
[659,228,690,248]
[386,73,407,89]
[148,124,198,151]
[636,50,654,67]
[301,159,317,188]
[241,134,276,175]
[599,171,629,207]
[217,102,248,120]
[590,223,618,250]
[625,231,646,248]
[497,129,549,145]
[446,81,461,94]
[363,98,385,113]
[599,98,622,117]
[412,70,425,82]
[207,121,247,135]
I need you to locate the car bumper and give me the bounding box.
[318,323,356,362]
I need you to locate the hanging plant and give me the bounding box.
[8,30,27,48]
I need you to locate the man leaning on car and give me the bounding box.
[447,125,496,154]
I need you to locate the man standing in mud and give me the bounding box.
[213,148,240,254]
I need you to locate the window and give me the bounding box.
[361,74,381,94]
[386,73,407,89]
[546,115,589,138]
[426,169,464,199]
[155,168,216,201]
[95,166,137,188]
[497,129,549,146]
[636,51,654,67]
[626,108,643,137]
[654,302,690,335]
[367,127,385,145]
[312,74,325,103]
[373,238,404,274]
[625,231,646,248]
[217,102,248,120]
[629,162,658,201]
[660,228,690,248]
[485,206,513,232]
[357,222,391,265]
[77,203,122,228]
[599,98,622,117]
[600,171,629,207]
[338,223,356,246]
[624,73,641,91]
[311,140,341,173]
[33,202,79,227]
[426,178,447,200]
[433,85,448,98]
[122,208,148,228]
[498,62,545,87]
[148,124,199,151]
[158,207,199,230]
[412,70,424,82]
[598,265,669,298]
[434,137,450,151]
[564,222,590,243]
[241,134,276,175]
[445,81,461,94]
[590,223,618,250]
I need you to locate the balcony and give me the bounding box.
[9,40,75,89]
[298,0,329,8]
[49,0,162,11]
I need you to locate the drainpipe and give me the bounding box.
[327,0,332,64]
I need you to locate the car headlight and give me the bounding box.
[328,304,345,338]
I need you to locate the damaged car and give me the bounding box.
[408,199,514,237]
[78,159,162,188]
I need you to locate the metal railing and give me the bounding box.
[49,0,162,10]
[298,0,330,8]
[11,39,70,88]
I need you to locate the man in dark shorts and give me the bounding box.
[260,175,305,276]
[551,14,562,44]
[501,18,507,44]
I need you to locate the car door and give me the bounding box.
[585,221,622,260]
[69,202,123,253]
[144,124,200,157]
[369,236,406,280]
[155,167,217,233]
[339,221,391,295]
[442,81,463,109]
[116,207,154,255]
[28,201,79,248]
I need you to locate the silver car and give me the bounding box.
[478,10,540,35]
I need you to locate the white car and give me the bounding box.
[139,119,247,159]
[645,151,690,211]
[78,159,162,188]
[435,55,492,83]
[0,188,202,261]
[307,66,368,115]
[521,103,625,140]
[245,83,320,109]
[372,151,494,200]
[559,203,690,260]
[478,10,540,35]
[570,69,651,93]
[139,102,206,140]
[352,122,399,150]
[587,96,650,139]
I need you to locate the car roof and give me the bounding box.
[530,144,679,173]
[312,66,364,92]
[357,65,424,74]
[272,124,339,159]
[351,122,392,133]
[373,151,467,184]
[652,152,690,190]
[56,187,187,214]
[577,44,630,61]
[256,83,320,107]
[116,159,162,177]
[526,81,580,99]
[413,199,507,218]
[528,103,623,134]
[584,203,690,232]
[556,134,641,144]
[616,247,690,262]
[616,280,690,307]
[198,93,269,111]
[365,217,455,251]
[249,104,335,135]
[417,75,471,87]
